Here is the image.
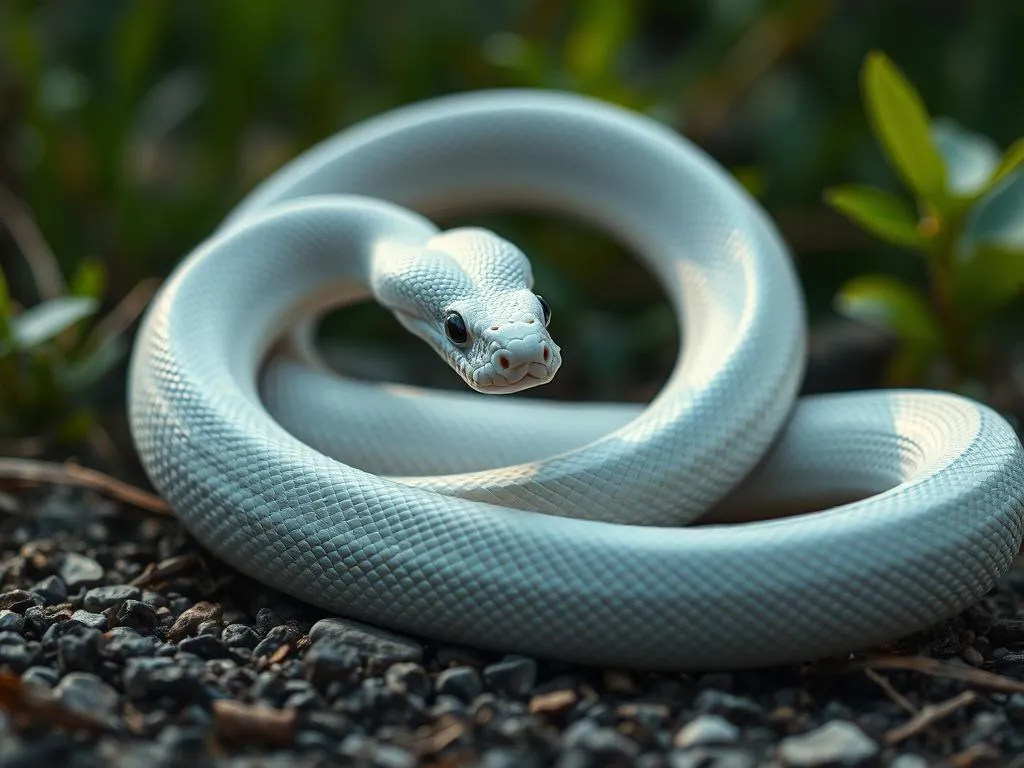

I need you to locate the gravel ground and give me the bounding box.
[0,482,1020,767]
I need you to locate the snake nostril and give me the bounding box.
[499,355,510,370]
[543,347,549,362]
[490,325,499,331]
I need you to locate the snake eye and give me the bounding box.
[443,311,469,344]
[536,295,552,327]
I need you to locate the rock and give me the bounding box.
[483,656,537,698]
[252,624,299,658]
[0,610,25,634]
[384,662,430,699]
[115,600,158,631]
[674,714,741,748]
[694,690,763,724]
[70,610,109,631]
[561,718,641,763]
[778,721,879,767]
[57,624,102,673]
[30,575,67,605]
[308,618,423,665]
[83,585,141,612]
[0,589,39,613]
[58,553,105,589]
[54,672,119,725]
[102,627,154,661]
[303,641,361,690]
[670,747,756,768]
[167,601,222,642]
[890,756,930,768]
[123,656,205,701]
[222,624,259,649]
[0,640,41,672]
[178,634,230,660]
[436,666,483,703]
[21,665,59,688]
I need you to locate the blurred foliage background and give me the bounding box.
[1,0,1023,463]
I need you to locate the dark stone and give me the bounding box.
[303,640,361,689]
[58,552,105,589]
[561,719,642,764]
[222,623,258,648]
[0,640,41,672]
[83,585,141,612]
[252,623,299,658]
[436,665,484,703]
[384,661,430,698]
[102,627,155,661]
[483,656,538,698]
[178,634,230,660]
[30,575,68,605]
[694,690,763,724]
[70,609,108,631]
[54,671,120,726]
[0,589,39,613]
[309,617,423,665]
[0,610,25,634]
[123,656,206,701]
[21,664,59,688]
[57,624,102,673]
[115,600,158,631]
[21,606,54,637]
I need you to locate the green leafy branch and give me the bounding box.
[825,51,1024,388]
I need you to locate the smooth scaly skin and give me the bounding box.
[129,91,1024,669]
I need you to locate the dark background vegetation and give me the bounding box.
[1,0,1022,463]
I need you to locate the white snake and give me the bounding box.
[128,90,1024,669]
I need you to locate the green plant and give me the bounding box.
[824,51,1024,389]
[0,187,152,450]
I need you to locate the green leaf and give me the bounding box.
[11,297,98,349]
[983,137,1024,194]
[861,52,947,201]
[835,274,942,346]
[931,118,999,198]
[823,184,926,248]
[954,242,1024,312]
[69,259,107,300]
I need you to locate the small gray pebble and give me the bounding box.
[674,714,741,748]
[437,666,483,703]
[695,690,762,723]
[778,720,879,767]
[670,747,755,768]
[21,665,59,688]
[83,585,141,612]
[70,610,108,631]
[54,672,119,724]
[58,553,105,589]
[222,624,258,648]
[30,575,68,605]
[309,617,423,664]
[385,661,430,698]
[0,611,25,634]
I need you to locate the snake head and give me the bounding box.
[372,227,562,395]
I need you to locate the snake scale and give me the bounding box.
[128,90,1024,669]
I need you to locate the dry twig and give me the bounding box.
[862,655,1024,693]
[0,457,170,514]
[885,690,977,744]
[863,667,918,715]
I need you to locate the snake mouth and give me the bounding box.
[467,371,552,395]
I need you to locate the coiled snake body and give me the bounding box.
[129,91,1024,669]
